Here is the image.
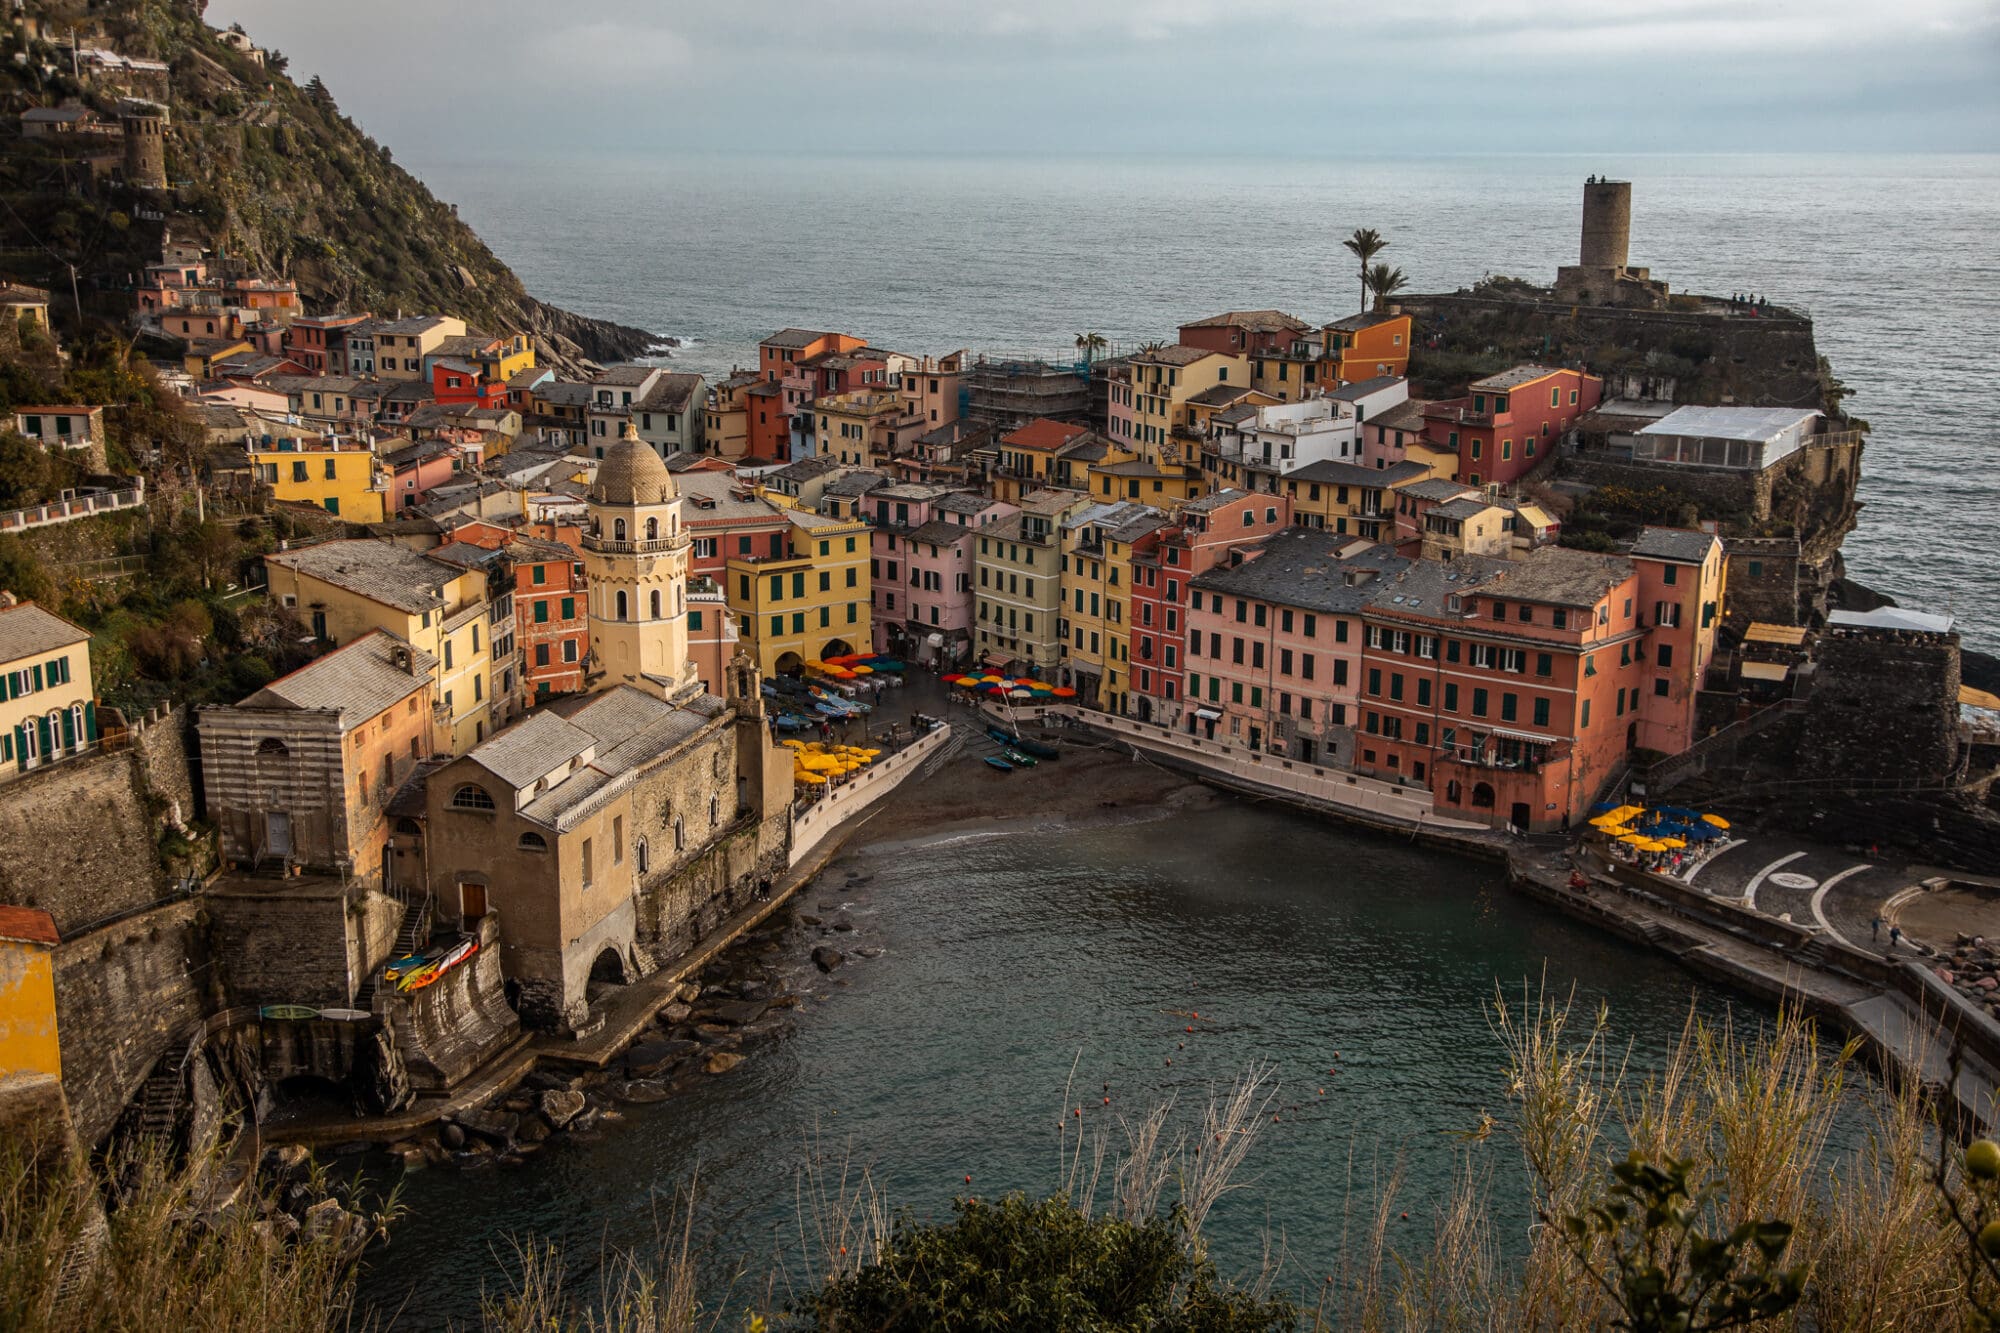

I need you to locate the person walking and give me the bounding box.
[1870,914,1883,942]
[1888,924,1903,952]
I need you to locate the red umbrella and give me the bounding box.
[1051,687,1077,698]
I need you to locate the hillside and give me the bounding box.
[0,0,656,371]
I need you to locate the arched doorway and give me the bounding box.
[1137,697,1152,722]
[774,651,805,677]
[1471,782,1496,810]
[820,638,854,660]
[589,947,628,985]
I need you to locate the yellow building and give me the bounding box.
[705,371,759,461]
[374,315,468,381]
[1087,459,1204,507]
[249,441,388,523]
[1108,346,1247,466]
[973,492,1084,675]
[1059,505,1166,714]
[263,540,496,752]
[726,510,871,674]
[814,390,912,468]
[478,333,536,384]
[1280,460,1430,542]
[0,599,95,778]
[0,906,61,1082]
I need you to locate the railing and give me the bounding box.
[580,533,692,556]
[0,485,146,532]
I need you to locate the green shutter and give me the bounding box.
[60,708,74,748]
[83,701,96,742]
[11,725,22,770]
[37,715,52,757]
[31,663,42,691]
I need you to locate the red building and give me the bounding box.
[445,521,590,703]
[432,359,509,410]
[283,314,370,377]
[1420,365,1603,487]
[1128,487,1292,729]
[744,381,789,463]
[1177,310,1311,356]
[1354,546,1645,832]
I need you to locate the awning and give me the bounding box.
[1744,622,1808,647]
[1740,661,1790,682]
[1487,726,1562,745]
[1194,708,1223,721]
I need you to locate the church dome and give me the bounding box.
[589,422,677,506]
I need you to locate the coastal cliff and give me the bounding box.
[0,0,658,371]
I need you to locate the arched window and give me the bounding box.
[673,816,685,852]
[650,589,662,619]
[451,784,496,811]
[518,831,548,853]
[634,837,649,873]
[256,737,289,756]
[394,818,423,837]
[614,517,627,541]
[645,517,658,540]
[614,590,628,620]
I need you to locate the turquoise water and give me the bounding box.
[358,797,1752,1327]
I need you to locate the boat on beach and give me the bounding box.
[987,726,1058,760]
[983,756,1014,772]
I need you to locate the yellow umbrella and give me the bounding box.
[1635,839,1668,853]
[1618,833,1648,846]
[795,771,827,785]
[1612,805,1644,822]
[1702,814,1730,829]
[1597,825,1633,838]
[1588,814,1621,827]
[1658,837,1688,849]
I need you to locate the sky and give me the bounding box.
[204,1,2000,160]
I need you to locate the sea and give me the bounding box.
[414,151,2000,652]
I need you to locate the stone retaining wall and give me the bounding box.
[790,725,951,867]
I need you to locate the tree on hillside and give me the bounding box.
[1343,227,1387,313]
[1366,263,1409,311]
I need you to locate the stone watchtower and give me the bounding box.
[581,422,695,698]
[119,101,169,190]
[1579,179,1632,269]
[1554,178,1668,308]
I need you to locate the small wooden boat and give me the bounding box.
[983,756,1014,772]
[383,953,427,982]
[400,938,479,993]
[316,1008,371,1022]
[259,1004,319,1021]
[1004,750,1038,768]
[1011,736,1060,760]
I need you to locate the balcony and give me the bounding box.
[581,532,692,556]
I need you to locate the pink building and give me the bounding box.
[1128,488,1292,728]
[1183,529,1409,765]
[870,484,1019,664]
[1628,527,1727,756]
[383,439,459,511]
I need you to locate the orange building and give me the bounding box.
[1355,547,1648,832]
[1316,312,1412,384]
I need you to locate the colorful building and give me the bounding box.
[195,630,442,882]
[248,438,388,522]
[725,509,871,675]
[704,371,760,461]
[373,315,468,381]
[1628,527,1727,756]
[1177,310,1312,357]
[1355,547,1647,831]
[815,390,914,468]
[263,540,497,752]
[0,906,61,1084]
[1127,488,1292,728]
[1316,311,1413,383]
[972,490,1088,675]
[1185,532,1409,763]
[1107,346,1248,465]
[1280,460,1430,541]
[1058,503,1168,713]
[0,599,95,779]
[869,485,1017,666]
[1422,365,1604,487]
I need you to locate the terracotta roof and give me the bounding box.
[0,905,59,947]
[1180,310,1311,333]
[999,419,1090,453]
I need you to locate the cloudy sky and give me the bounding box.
[206,1,1999,160]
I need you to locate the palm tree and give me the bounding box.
[1343,228,1387,313]
[1365,263,1409,311]
[1074,332,1108,366]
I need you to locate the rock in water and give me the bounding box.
[701,999,770,1026]
[704,1052,745,1075]
[454,1109,520,1147]
[812,946,845,973]
[539,1089,586,1130]
[626,1038,701,1076]
[438,1122,466,1151]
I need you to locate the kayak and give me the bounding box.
[401,938,479,993]
[983,756,1013,772]
[1012,737,1060,760]
[1004,750,1038,768]
[259,1004,319,1021]
[317,1008,371,1021]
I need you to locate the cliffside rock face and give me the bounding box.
[2,1,658,371]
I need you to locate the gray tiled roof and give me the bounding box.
[1188,384,1260,408]
[1180,309,1310,333]
[594,364,662,387]
[1403,478,1476,503]
[906,518,973,547]
[1193,531,1411,614]
[1484,546,1633,608]
[1183,486,1254,514]
[1630,526,1719,564]
[768,456,842,483]
[0,602,89,664]
[1287,459,1402,489]
[1326,311,1403,333]
[637,372,705,412]
[240,630,433,726]
[469,710,596,789]
[823,471,889,498]
[1370,399,1430,432]
[1432,497,1496,521]
[933,492,996,516]
[265,540,460,614]
[761,328,831,349]
[1363,555,1512,617]
[1327,375,1402,402]
[1469,365,1563,391]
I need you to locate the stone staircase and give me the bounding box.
[919,730,964,778]
[133,1038,191,1142]
[355,895,433,1011]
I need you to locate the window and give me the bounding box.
[561,596,576,619]
[451,784,495,811]
[581,838,594,886]
[1471,688,1488,717]
[1500,693,1517,722]
[1535,652,1552,677]
[1657,644,1674,668]
[518,832,547,853]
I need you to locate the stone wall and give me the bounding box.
[380,912,518,1093]
[52,899,210,1148]
[0,748,165,935]
[1799,627,1962,786]
[635,814,787,965]
[206,879,404,1010]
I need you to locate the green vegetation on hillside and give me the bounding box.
[0,1,653,365]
